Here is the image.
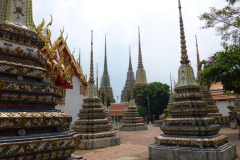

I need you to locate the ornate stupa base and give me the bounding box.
[120,101,148,131]
[119,124,148,131]
[208,113,229,128]
[154,134,228,148]
[77,136,120,150]
[0,131,82,159]
[149,142,237,160]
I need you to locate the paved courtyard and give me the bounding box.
[73,124,240,160]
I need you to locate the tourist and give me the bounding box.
[141,117,145,123]
[236,112,240,139]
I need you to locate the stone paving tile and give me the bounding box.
[73,125,240,160]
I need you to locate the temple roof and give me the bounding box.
[40,22,88,86]
[210,82,235,100]
[108,103,127,116]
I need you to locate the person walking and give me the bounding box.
[236,112,240,139]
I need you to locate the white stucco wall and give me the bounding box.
[215,100,234,116]
[56,76,85,124]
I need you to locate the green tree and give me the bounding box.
[133,82,170,120]
[227,105,237,121]
[198,0,240,94]
[133,83,149,108]
[199,0,240,43]
[98,91,111,107]
[138,106,148,116]
[198,44,240,94]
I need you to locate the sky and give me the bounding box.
[32,0,227,103]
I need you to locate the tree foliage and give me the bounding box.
[98,91,111,107]
[199,0,240,43]
[133,82,170,119]
[227,105,237,121]
[138,106,148,116]
[198,44,240,93]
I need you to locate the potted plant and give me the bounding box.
[227,105,237,128]
[163,109,169,119]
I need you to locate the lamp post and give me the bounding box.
[147,96,151,124]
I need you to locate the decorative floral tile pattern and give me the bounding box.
[0,135,80,157]
[0,111,72,131]
[0,92,61,105]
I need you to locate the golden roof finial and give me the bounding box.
[178,0,190,64]
[65,33,68,42]
[46,15,53,29]
[36,18,45,34]
[77,48,81,66]
[72,47,75,55]
[60,27,64,38]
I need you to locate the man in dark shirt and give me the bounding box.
[236,112,240,139]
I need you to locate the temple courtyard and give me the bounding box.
[72,124,240,160]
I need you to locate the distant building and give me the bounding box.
[108,103,128,121]
[210,82,235,116]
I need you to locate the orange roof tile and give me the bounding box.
[210,83,235,100]
[108,111,124,116]
[109,103,128,111]
[210,82,223,89]
[108,103,127,116]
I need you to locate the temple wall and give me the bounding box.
[215,100,234,116]
[56,76,85,124]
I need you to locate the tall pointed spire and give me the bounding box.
[175,0,197,87]
[78,48,81,67]
[128,45,133,71]
[104,34,108,74]
[195,35,201,78]
[121,45,136,102]
[178,0,190,64]
[96,63,98,94]
[89,30,94,84]
[100,34,116,103]
[138,26,143,69]
[170,73,173,94]
[135,27,147,84]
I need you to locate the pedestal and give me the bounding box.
[119,125,148,131]
[77,136,120,150]
[149,142,237,160]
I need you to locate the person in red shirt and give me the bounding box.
[236,112,240,139]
